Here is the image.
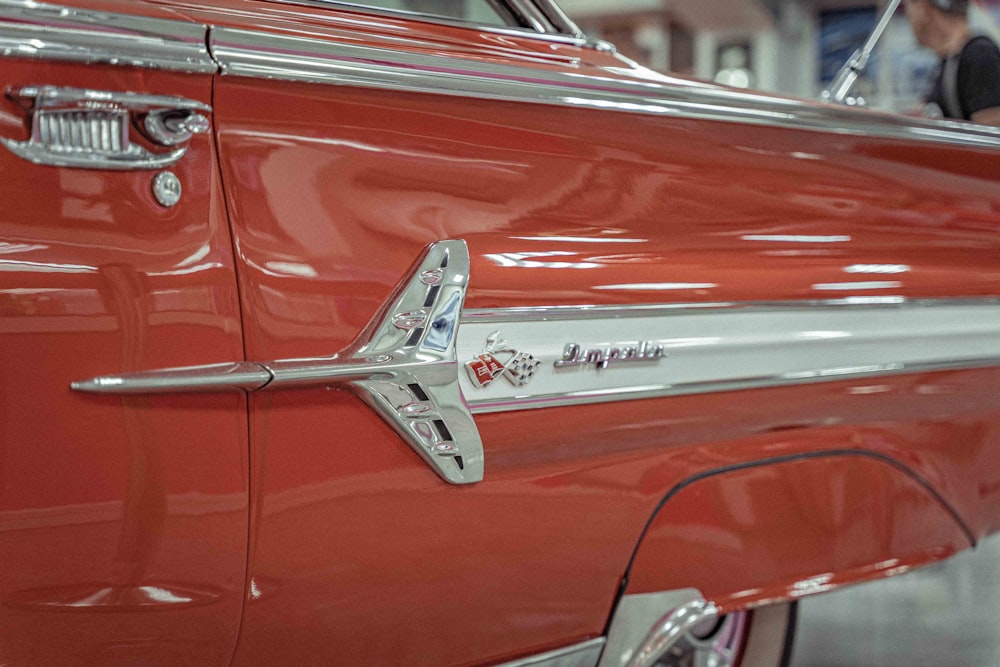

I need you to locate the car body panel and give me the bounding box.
[3,0,1000,665]
[0,53,248,665]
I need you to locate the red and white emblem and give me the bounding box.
[465,332,540,388]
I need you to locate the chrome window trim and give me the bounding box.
[208,28,1000,150]
[0,0,216,73]
[504,0,555,33]
[263,0,533,34]
[530,0,584,39]
[265,0,587,41]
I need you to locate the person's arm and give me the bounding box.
[970,107,1000,127]
[960,38,1000,126]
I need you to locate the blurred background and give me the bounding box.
[559,0,1000,112]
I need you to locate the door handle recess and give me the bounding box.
[1,85,210,170]
[71,240,485,485]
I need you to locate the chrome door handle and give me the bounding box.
[71,241,485,485]
[1,85,210,170]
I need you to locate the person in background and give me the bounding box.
[904,0,1000,125]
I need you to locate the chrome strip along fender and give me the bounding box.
[207,27,1000,151]
[0,0,216,72]
[73,240,484,485]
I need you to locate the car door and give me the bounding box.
[182,1,1000,666]
[0,2,248,664]
[188,2,645,665]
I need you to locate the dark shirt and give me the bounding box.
[927,35,1000,120]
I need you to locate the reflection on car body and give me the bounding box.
[2,0,1000,665]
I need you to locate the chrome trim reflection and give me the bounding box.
[497,638,605,667]
[261,0,596,47]
[0,0,215,72]
[209,28,1000,150]
[468,357,1000,414]
[71,362,272,394]
[458,299,1000,414]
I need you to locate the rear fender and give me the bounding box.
[622,451,974,612]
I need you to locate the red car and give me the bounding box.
[2,0,1000,664]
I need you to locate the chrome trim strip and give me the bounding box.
[208,28,1000,150]
[467,357,1000,414]
[496,638,605,667]
[530,0,585,39]
[278,0,601,47]
[263,0,532,34]
[0,0,216,73]
[505,0,553,33]
[458,300,1000,414]
[70,362,272,394]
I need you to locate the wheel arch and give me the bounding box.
[618,449,975,614]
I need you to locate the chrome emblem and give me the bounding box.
[392,309,428,331]
[420,269,445,285]
[466,332,541,388]
[554,341,665,370]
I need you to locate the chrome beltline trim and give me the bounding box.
[208,28,1000,150]
[496,638,605,667]
[457,301,1000,414]
[0,0,216,73]
[71,362,272,394]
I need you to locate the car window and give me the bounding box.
[333,0,513,26]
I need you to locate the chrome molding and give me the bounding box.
[531,0,585,39]
[457,300,1000,414]
[209,27,1000,150]
[72,241,484,485]
[71,362,272,394]
[0,0,215,73]
[496,638,605,667]
[261,0,593,48]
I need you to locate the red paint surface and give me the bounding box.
[625,453,973,612]
[0,60,247,664]
[3,0,1000,664]
[207,8,1000,663]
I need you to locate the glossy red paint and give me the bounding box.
[192,4,1000,664]
[624,453,973,613]
[0,59,247,664]
[4,0,1000,665]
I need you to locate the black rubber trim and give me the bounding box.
[779,601,798,667]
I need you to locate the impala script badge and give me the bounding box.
[554,341,666,370]
[466,332,541,388]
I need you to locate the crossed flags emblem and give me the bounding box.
[465,332,541,388]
